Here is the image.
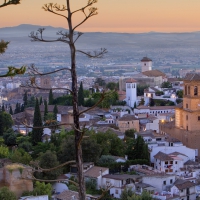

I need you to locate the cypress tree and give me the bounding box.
[53,104,58,120]
[32,98,43,145]
[20,104,24,112]
[78,82,84,106]
[23,91,28,107]
[1,104,5,112]
[48,89,54,105]
[9,106,13,115]
[39,96,43,105]
[44,100,48,121]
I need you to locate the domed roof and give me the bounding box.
[141,57,152,62]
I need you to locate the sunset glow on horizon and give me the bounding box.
[1,0,200,33]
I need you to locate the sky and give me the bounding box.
[1,0,200,33]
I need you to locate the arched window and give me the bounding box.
[185,85,187,95]
[188,86,190,95]
[194,86,198,96]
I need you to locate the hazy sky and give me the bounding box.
[1,0,200,33]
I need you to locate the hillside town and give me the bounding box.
[0,54,199,200]
[1,0,200,200]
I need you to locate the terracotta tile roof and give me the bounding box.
[102,174,140,181]
[184,160,199,166]
[118,114,138,121]
[184,73,200,81]
[126,78,137,83]
[56,190,97,200]
[142,70,165,77]
[84,166,108,178]
[174,179,195,190]
[141,57,152,62]
[154,151,172,161]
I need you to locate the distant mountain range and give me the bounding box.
[1,24,200,49]
[1,24,200,69]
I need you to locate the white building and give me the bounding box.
[141,57,152,72]
[102,174,140,198]
[171,179,196,200]
[134,105,175,117]
[19,195,48,200]
[154,151,186,173]
[126,78,137,108]
[142,174,176,192]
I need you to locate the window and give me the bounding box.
[175,161,177,164]
[163,181,166,185]
[194,86,198,96]
[115,189,118,194]
[165,161,168,164]
[198,116,200,121]
[170,161,173,164]
[186,115,188,120]
[188,86,190,95]
[170,179,173,184]
[187,126,188,131]
[185,85,187,95]
[186,103,188,109]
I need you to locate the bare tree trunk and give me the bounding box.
[70,44,86,199]
[67,0,86,198]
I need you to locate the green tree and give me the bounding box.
[127,191,153,200]
[9,106,13,115]
[1,104,5,112]
[39,96,43,105]
[48,89,54,105]
[3,129,16,146]
[137,84,149,96]
[78,82,84,106]
[58,136,102,164]
[0,187,17,200]
[125,129,136,138]
[176,90,183,98]
[53,104,58,120]
[91,131,125,156]
[32,98,43,145]
[27,96,35,107]
[149,98,155,107]
[18,141,32,152]
[140,98,145,105]
[106,82,118,90]
[23,91,28,107]
[44,100,48,121]
[14,102,20,114]
[98,155,116,165]
[0,146,9,158]
[95,77,106,87]
[125,136,149,161]
[120,188,134,200]
[0,112,13,136]
[83,90,90,98]
[161,81,172,88]
[20,104,25,112]
[33,181,52,199]
[9,149,32,165]
[37,150,62,180]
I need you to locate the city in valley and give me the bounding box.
[1,1,200,200]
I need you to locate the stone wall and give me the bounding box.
[160,121,200,154]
